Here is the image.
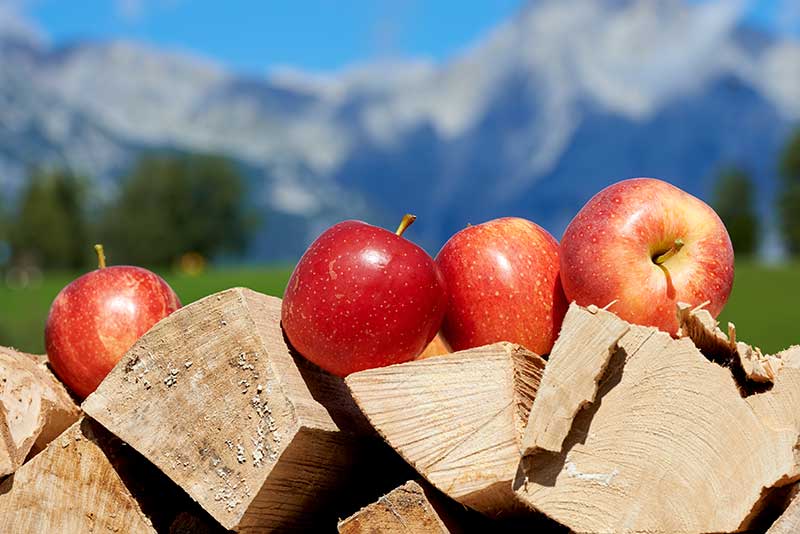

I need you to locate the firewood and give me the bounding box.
[338,480,456,534]
[83,288,366,532]
[417,333,451,360]
[515,305,800,534]
[0,418,156,533]
[346,342,546,517]
[0,346,80,477]
[677,302,800,384]
[521,303,629,454]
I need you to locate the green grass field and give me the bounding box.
[0,262,797,355]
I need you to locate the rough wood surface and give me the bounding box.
[417,333,451,360]
[677,302,799,384]
[0,346,80,477]
[338,480,453,534]
[521,303,629,455]
[515,311,800,534]
[83,288,364,532]
[346,342,546,517]
[0,418,156,533]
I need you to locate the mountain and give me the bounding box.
[0,0,798,260]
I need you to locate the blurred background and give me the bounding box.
[0,0,798,353]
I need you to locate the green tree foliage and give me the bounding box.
[778,130,800,256]
[104,153,255,266]
[10,169,90,269]
[713,167,759,257]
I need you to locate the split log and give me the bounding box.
[346,342,546,517]
[83,288,366,532]
[0,418,156,533]
[0,345,80,476]
[521,304,629,455]
[677,302,800,384]
[515,304,800,534]
[338,480,457,534]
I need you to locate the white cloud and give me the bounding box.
[0,0,45,43]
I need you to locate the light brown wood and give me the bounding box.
[515,308,800,534]
[338,480,453,534]
[0,345,80,476]
[0,418,156,533]
[83,288,365,532]
[346,342,546,517]
[521,303,629,455]
[417,333,451,360]
[677,302,797,384]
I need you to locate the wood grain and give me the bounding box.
[83,288,364,531]
[0,418,155,533]
[515,311,800,534]
[0,345,80,477]
[521,303,629,455]
[347,342,546,517]
[338,480,453,534]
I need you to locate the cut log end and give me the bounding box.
[83,288,365,531]
[516,304,800,534]
[0,418,156,533]
[338,480,454,534]
[0,346,80,477]
[346,341,546,517]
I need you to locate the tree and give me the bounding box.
[103,153,255,267]
[712,167,759,257]
[10,168,91,269]
[778,130,800,256]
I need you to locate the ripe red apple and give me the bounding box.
[45,245,181,398]
[282,215,448,376]
[435,217,568,355]
[560,177,734,334]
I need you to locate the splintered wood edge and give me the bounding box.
[677,302,788,384]
[345,342,545,517]
[514,324,800,534]
[0,418,156,533]
[521,303,629,455]
[0,346,81,476]
[337,480,452,534]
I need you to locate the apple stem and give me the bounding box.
[654,239,684,265]
[395,214,417,237]
[94,244,107,269]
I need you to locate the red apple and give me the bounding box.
[559,177,734,334]
[45,245,181,398]
[281,215,447,376]
[435,217,568,355]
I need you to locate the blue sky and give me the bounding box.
[8,0,799,74]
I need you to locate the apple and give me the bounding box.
[45,245,181,398]
[435,217,568,355]
[282,215,448,377]
[559,177,734,334]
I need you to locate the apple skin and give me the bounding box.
[435,217,568,355]
[560,177,734,334]
[281,220,448,377]
[45,266,181,398]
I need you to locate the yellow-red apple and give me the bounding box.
[559,178,734,334]
[45,245,181,398]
